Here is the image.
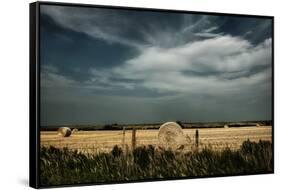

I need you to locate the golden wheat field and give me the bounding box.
[40,126,272,154]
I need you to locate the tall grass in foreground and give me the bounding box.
[40,140,272,186]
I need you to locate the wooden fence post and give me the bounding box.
[195,129,199,149]
[132,128,136,150]
[122,127,126,150]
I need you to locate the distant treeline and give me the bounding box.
[40,120,272,131]
[178,120,272,128]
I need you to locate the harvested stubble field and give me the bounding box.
[40,126,272,154]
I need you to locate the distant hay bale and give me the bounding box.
[158,122,191,150]
[224,124,229,128]
[72,128,78,134]
[58,127,71,137]
[256,123,261,127]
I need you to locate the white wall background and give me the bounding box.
[0,0,279,189]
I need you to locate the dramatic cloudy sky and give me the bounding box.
[40,5,272,126]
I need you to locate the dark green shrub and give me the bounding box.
[133,146,152,170]
[111,145,123,158]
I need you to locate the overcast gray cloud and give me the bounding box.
[71,36,271,96]
[40,5,272,126]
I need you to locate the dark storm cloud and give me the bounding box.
[40,14,137,82]
[40,4,272,126]
[214,16,272,45]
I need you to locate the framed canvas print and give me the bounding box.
[29,1,274,188]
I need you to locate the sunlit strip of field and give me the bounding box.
[40,126,272,153]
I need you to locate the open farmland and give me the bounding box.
[40,126,272,154]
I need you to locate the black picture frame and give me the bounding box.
[30,1,274,188]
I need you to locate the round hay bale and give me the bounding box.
[256,123,261,127]
[158,122,191,149]
[58,127,71,137]
[224,124,229,128]
[72,128,78,134]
